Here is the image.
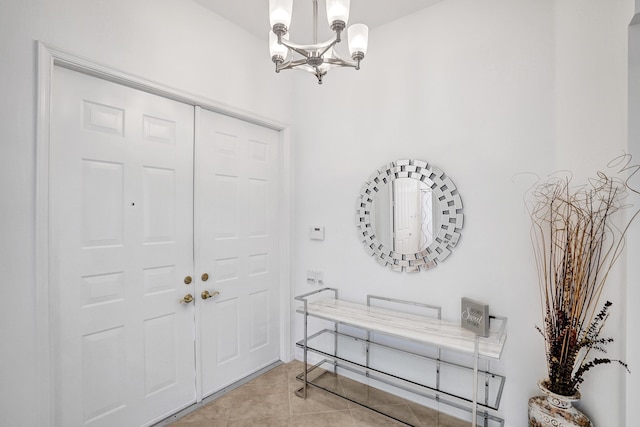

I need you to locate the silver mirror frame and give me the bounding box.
[355,159,464,272]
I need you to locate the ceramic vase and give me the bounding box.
[528,380,593,427]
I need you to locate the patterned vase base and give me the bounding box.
[528,395,593,427]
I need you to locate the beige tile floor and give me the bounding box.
[169,361,470,427]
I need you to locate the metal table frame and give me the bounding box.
[294,288,507,427]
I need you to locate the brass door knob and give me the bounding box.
[180,293,194,304]
[201,273,209,282]
[201,290,220,300]
[184,276,192,285]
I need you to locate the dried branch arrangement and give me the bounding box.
[529,155,639,396]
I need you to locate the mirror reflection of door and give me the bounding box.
[372,178,437,254]
[393,178,421,253]
[393,178,437,253]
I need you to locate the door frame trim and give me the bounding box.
[35,42,292,427]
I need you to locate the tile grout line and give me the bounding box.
[171,361,470,427]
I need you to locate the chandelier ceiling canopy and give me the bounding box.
[269,0,369,84]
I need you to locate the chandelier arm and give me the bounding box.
[292,63,326,76]
[324,57,358,68]
[276,58,309,72]
[279,36,339,56]
[276,61,321,75]
[316,38,339,58]
[277,61,327,85]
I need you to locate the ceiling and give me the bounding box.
[193,0,443,41]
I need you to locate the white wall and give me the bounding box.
[0,1,292,426]
[290,0,633,425]
[627,6,640,427]
[554,0,635,423]
[1,0,635,425]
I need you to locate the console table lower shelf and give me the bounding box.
[294,288,507,427]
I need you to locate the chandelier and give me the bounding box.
[268,0,369,84]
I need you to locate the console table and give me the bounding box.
[294,288,507,427]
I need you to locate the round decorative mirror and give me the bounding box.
[355,159,464,272]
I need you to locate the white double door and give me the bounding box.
[50,66,280,427]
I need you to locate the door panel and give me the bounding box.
[393,178,422,253]
[196,109,280,397]
[50,67,282,426]
[50,66,196,427]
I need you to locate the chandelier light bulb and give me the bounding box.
[326,0,350,28]
[269,31,289,65]
[348,24,368,56]
[269,0,293,31]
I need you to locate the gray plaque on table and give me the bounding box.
[461,297,489,337]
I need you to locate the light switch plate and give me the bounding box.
[309,226,325,240]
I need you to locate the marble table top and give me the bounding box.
[300,298,506,359]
